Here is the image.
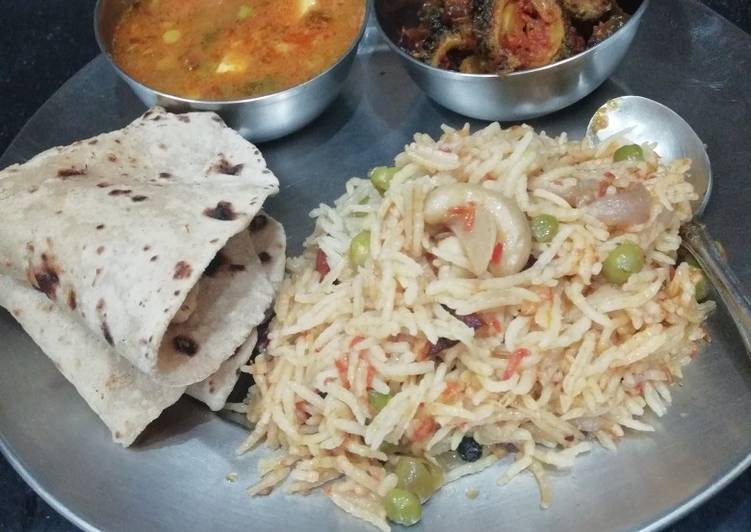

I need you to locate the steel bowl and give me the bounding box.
[374,0,649,121]
[94,0,368,142]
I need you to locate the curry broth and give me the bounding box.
[112,0,365,100]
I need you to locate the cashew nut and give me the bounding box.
[424,183,532,276]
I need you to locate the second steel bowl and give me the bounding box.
[374,0,649,121]
[94,0,368,142]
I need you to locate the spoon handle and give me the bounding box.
[681,221,751,354]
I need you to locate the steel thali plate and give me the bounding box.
[1,1,750,530]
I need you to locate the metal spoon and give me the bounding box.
[586,95,751,354]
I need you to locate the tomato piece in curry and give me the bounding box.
[112,0,365,100]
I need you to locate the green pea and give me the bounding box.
[613,144,644,162]
[349,231,371,268]
[682,257,710,302]
[238,4,253,18]
[162,29,181,44]
[434,450,463,471]
[384,488,422,526]
[369,166,398,195]
[394,457,443,501]
[368,390,392,413]
[695,275,709,302]
[423,459,444,492]
[531,214,559,243]
[603,241,645,284]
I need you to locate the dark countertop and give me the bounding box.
[0,1,750,531]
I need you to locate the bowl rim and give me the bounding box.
[93,0,371,106]
[373,0,650,80]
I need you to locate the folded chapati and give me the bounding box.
[186,212,286,411]
[0,212,285,446]
[0,275,183,446]
[0,108,288,445]
[0,107,279,386]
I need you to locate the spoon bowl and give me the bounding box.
[586,95,750,355]
[586,95,712,215]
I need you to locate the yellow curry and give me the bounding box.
[112,0,365,100]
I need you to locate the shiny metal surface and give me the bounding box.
[585,95,751,355]
[586,96,712,215]
[2,1,751,531]
[93,0,368,142]
[373,0,648,121]
[682,221,751,355]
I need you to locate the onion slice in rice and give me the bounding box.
[553,178,601,207]
[584,183,652,228]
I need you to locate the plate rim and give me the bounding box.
[2,17,751,530]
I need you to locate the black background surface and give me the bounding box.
[1,1,750,530]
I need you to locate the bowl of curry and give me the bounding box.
[95,0,368,141]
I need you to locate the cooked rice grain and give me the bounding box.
[242,123,713,530]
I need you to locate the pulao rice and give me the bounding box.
[241,122,714,531]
